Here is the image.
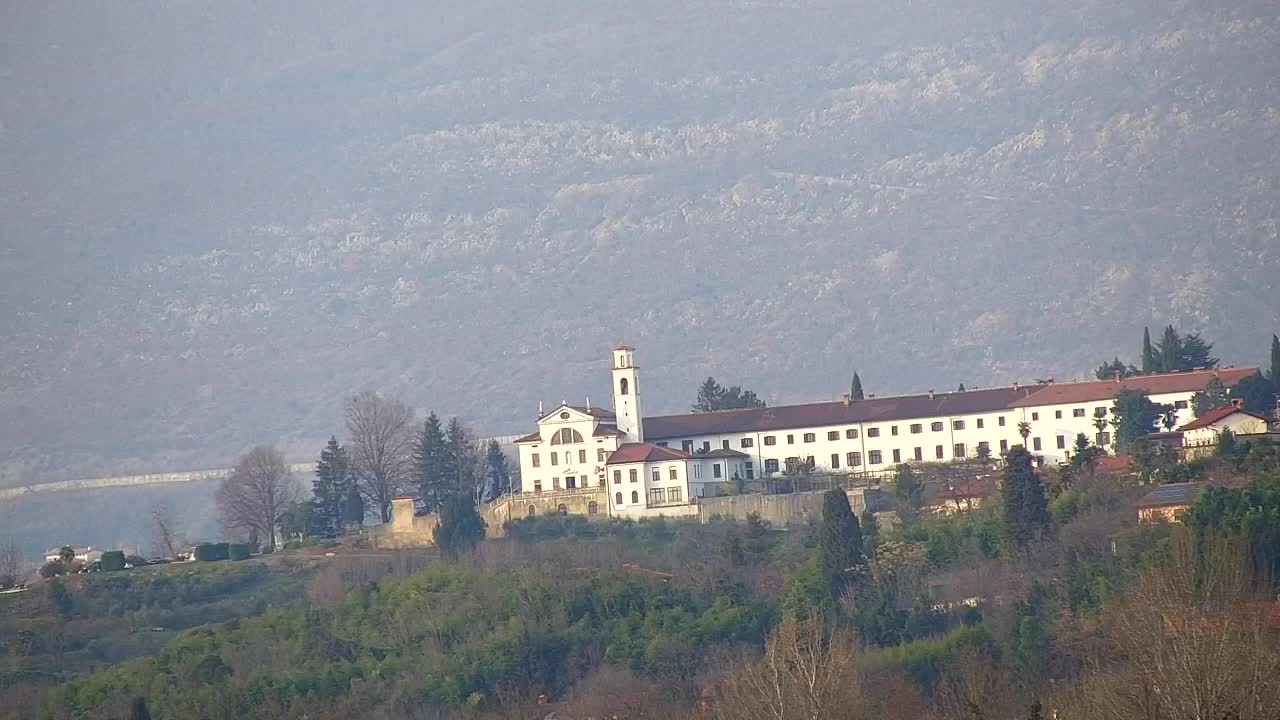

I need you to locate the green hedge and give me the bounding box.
[194,543,230,562]
[228,544,254,561]
[101,550,126,572]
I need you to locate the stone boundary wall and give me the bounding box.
[697,487,887,527]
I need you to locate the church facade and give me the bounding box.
[511,346,1259,520]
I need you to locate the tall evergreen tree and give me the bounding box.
[1270,334,1280,385]
[311,437,350,538]
[1157,325,1181,375]
[1179,332,1218,370]
[129,697,152,720]
[1002,446,1051,548]
[860,508,879,561]
[433,493,486,558]
[817,490,865,594]
[693,377,725,412]
[693,377,766,412]
[484,439,513,501]
[1141,326,1156,374]
[341,484,365,529]
[1233,372,1277,414]
[444,417,477,500]
[413,413,448,513]
[850,372,865,401]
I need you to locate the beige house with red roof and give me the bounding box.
[510,347,1260,520]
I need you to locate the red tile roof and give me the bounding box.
[1177,405,1270,431]
[643,387,1033,440]
[606,443,692,465]
[1007,368,1259,408]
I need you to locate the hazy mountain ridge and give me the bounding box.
[2,0,1278,486]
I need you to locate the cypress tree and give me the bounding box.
[484,439,512,501]
[860,508,879,561]
[1002,446,1051,548]
[312,437,349,538]
[817,490,865,593]
[341,484,364,529]
[413,413,447,512]
[1141,327,1156,374]
[850,372,865,401]
[1158,325,1181,374]
[1270,334,1280,385]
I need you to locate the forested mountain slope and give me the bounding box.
[3,0,1278,485]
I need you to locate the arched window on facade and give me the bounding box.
[557,504,568,515]
[619,378,629,395]
[631,491,639,504]
[550,428,584,445]
[588,501,599,515]
[526,505,536,517]
[615,492,623,506]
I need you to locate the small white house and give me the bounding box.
[1179,404,1272,458]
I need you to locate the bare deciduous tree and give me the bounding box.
[0,539,22,587]
[215,446,299,552]
[1054,531,1280,720]
[149,501,183,559]
[713,617,865,720]
[345,391,415,523]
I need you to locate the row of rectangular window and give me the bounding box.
[531,448,608,468]
[531,474,590,492]
[685,416,1018,451]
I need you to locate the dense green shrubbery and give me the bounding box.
[45,563,774,718]
[227,544,254,561]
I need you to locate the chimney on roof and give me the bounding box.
[928,389,935,399]
[1114,370,1121,383]
[1013,382,1019,391]
[841,393,850,407]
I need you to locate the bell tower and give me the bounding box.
[611,346,644,443]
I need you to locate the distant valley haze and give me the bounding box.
[2,0,1279,493]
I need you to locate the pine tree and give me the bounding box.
[1270,334,1280,385]
[1002,446,1051,548]
[817,490,864,594]
[484,439,512,501]
[1141,326,1156,374]
[433,493,486,558]
[413,413,448,513]
[1179,332,1218,370]
[850,372,865,401]
[444,417,478,501]
[693,377,726,412]
[311,437,349,538]
[129,697,152,720]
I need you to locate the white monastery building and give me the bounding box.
[512,346,1261,520]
